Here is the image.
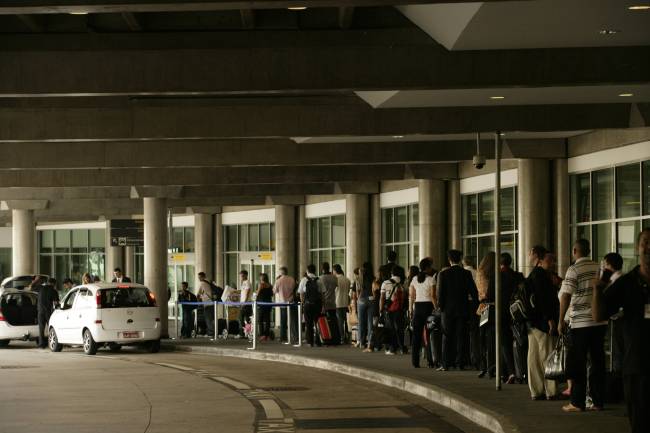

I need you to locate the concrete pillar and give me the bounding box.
[11,209,35,275]
[297,205,308,277]
[194,213,214,288]
[370,194,382,273]
[345,194,369,281]
[275,205,296,276]
[105,223,124,282]
[517,159,551,275]
[144,197,168,336]
[214,213,224,287]
[447,179,462,251]
[554,159,570,277]
[418,179,446,269]
[124,246,135,282]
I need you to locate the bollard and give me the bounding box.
[213,301,218,342]
[285,305,291,345]
[296,303,302,347]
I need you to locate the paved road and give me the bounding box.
[0,342,488,433]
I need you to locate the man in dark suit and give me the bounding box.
[437,249,478,371]
[111,268,132,283]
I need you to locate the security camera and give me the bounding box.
[473,154,486,170]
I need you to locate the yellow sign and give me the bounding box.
[170,254,186,262]
[257,252,273,261]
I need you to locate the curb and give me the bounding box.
[163,343,520,433]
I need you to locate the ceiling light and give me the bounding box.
[288,6,307,10]
[490,96,505,100]
[599,29,620,35]
[69,11,88,15]
[628,5,650,10]
[392,135,404,139]
[619,93,634,97]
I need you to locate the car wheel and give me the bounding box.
[108,343,122,353]
[48,328,63,352]
[83,329,98,355]
[0,339,10,348]
[146,339,160,353]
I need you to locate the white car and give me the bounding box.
[0,288,39,347]
[48,283,162,355]
[1,275,49,290]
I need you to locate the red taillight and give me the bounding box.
[0,308,4,321]
[94,320,102,324]
[117,285,130,289]
[147,291,157,307]
[96,291,102,309]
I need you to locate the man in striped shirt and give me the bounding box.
[558,239,607,412]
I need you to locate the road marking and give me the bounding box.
[210,376,251,390]
[257,420,295,433]
[155,362,195,371]
[259,399,284,420]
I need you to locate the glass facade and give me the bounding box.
[0,248,11,281]
[168,226,195,290]
[381,204,419,268]
[308,215,346,270]
[570,159,650,272]
[223,222,275,288]
[38,229,106,288]
[462,187,518,268]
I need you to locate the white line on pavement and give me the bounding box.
[259,399,284,420]
[210,376,251,390]
[155,362,195,371]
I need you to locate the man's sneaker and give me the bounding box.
[385,350,395,355]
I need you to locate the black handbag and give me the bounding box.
[544,336,567,381]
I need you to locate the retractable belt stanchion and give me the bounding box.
[213,301,218,342]
[296,303,302,347]
[175,301,180,340]
[285,304,291,345]
[249,300,258,350]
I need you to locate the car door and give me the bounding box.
[70,288,94,344]
[56,289,78,343]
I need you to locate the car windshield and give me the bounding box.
[99,287,154,308]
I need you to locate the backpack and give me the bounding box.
[304,277,321,304]
[509,278,535,323]
[209,282,223,302]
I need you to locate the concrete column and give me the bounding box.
[297,205,308,277]
[370,194,382,273]
[517,159,551,275]
[214,213,224,287]
[345,194,369,281]
[194,213,214,288]
[418,179,446,269]
[12,209,36,275]
[124,246,135,281]
[275,205,296,276]
[554,159,570,277]
[144,197,168,336]
[105,223,124,282]
[447,179,462,251]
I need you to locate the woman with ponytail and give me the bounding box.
[409,257,436,368]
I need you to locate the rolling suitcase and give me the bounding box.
[426,313,443,367]
[317,315,340,345]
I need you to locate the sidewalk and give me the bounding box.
[162,338,628,433]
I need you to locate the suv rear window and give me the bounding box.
[99,287,155,308]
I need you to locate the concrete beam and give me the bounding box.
[0,163,458,187]
[0,99,628,140]
[1,199,48,210]
[0,30,647,96]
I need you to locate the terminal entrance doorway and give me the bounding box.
[238,251,275,290]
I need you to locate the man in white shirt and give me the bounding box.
[298,264,324,347]
[238,270,253,338]
[333,264,351,345]
[558,239,607,412]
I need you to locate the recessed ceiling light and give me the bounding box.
[392,135,404,139]
[490,96,505,100]
[69,11,88,15]
[599,29,620,35]
[619,93,634,97]
[628,5,650,10]
[288,6,307,10]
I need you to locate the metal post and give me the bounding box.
[296,303,302,347]
[285,305,291,345]
[251,301,258,350]
[494,131,502,391]
[213,300,218,342]
[175,301,180,340]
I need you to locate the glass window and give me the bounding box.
[239,225,248,252]
[592,223,612,262]
[395,244,408,267]
[319,217,331,249]
[309,219,318,249]
[500,187,516,232]
[270,223,276,250]
[259,222,270,251]
[478,191,494,234]
[332,249,345,269]
[500,234,516,265]
[332,215,345,248]
[55,230,71,253]
[88,251,105,281]
[617,220,640,272]
[382,208,393,244]
[411,204,419,243]
[477,236,494,266]
[225,225,238,251]
[462,194,478,235]
[55,255,70,286]
[641,160,650,215]
[225,253,239,288]
[395,206,408,243]
[616,163,641,218]
[571,173,591,223]
[248,224,259,251]
[184,227,194,252]
[89,229,105,253]
[574,225,591,245]
[40,231,53,254]
[463,237,478,269]
[172,228,184,252]
[72,229,88,254]
[70,254,88,283]
[592,168,613,221]
[319,249,331,266]
[39,256,52,279]
[0,248,11,280]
